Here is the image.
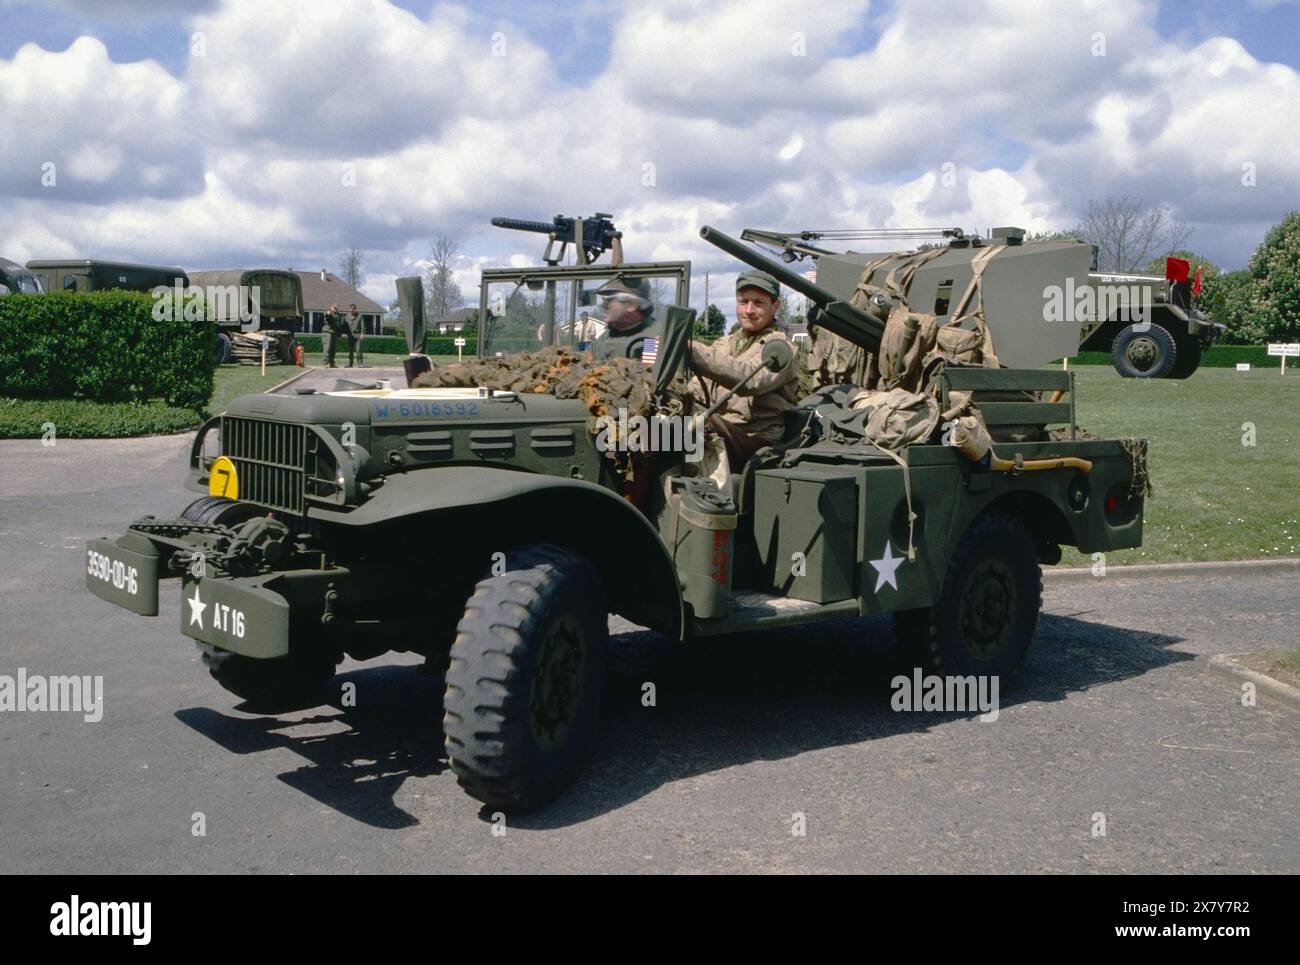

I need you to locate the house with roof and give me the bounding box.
[295,269,387,335]
[433,307,477,334]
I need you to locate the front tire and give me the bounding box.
[443,545,608,811]
[896,513,1041,681]
[1168,333,1203,379]
[1111,322,1177,378]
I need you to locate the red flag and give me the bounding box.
[1165,257,1190,282]
[1192,267,1203,296]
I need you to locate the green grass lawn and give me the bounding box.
[1057,366,1300,565]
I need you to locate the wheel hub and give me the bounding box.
[958,557,1017,660]
[529,613,585,752]
[1126,336,1158,369]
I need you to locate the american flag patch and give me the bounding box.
[641,337,658,366]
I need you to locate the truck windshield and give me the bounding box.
[479,274,680,358]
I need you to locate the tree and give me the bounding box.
[1076,196,1193,273]
[647,278,670,317]
[339,247,364,288]
[1142,249,1220,280]
[693,303,726,339]
[1209,269,1258,344]
[424,235,464,322]
[1249,211,1300,343]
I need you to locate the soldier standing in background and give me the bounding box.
[345,303,363,366]
[324,303,342,367]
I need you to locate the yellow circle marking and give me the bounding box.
[209,456,239,499]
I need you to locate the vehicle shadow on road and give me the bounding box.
[524,610,1190,827]
[173,611,1187,829]
[174,665,447,829]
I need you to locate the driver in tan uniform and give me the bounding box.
[689,270,799,471]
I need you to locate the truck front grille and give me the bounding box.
[221,417,306,515]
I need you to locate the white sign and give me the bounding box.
[1266,343,1300,356]
[454,337,466,347]
[1236,363,1251,372]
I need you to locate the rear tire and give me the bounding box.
[214,332,232,366]
[443,545,608,812]
[1168,334,1203,379]
[1111,323,1177,378]
[897,513,1041,681]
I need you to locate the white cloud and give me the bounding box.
[0,37,198,201]
[2,0,1296,285]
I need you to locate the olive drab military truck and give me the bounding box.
[0,257,44,295]
[187,269,305,366]
[84,221,1150,812]
[744,227,1223,378]
[24,258,188,295]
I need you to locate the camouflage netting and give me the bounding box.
[409,347,693,479]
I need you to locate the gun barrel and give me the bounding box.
[698,225,886,350]
[491,217,558,235]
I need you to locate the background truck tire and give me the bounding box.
[443,545,609,812]
[197,642,336,712]
[898,513,1042,681]
[1168,334,1203,379]
[1111,322,1177,378]
[214,331,232,366]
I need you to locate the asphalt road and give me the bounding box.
[1,432,1297,874]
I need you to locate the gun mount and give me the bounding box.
[492,213,624,267]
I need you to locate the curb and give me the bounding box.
[1208,654,1300,708]
[266,367,314,395]
[1044,557,1300,584]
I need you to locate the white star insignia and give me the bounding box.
[187,586,207,629]
[869,541,905,593]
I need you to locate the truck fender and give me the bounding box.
[312,466,685,638]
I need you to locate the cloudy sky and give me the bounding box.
[2,0,1298,313]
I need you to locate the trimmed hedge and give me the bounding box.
[1065,345,1284,368]
[0,398,203,439]
[0,291,214,408]
[294,334,475,356]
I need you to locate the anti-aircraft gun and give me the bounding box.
[740,225,1223,378]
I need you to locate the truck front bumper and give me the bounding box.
[85,529,338,661]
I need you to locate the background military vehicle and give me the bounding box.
[745,227,1223,378]
[25,258,188,295]
[0,257,44,294]
[188,269,305,365]
[84,223,1148,812]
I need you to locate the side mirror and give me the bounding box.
[762,339,794,373]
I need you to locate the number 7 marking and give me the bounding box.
[214,467,232,496]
